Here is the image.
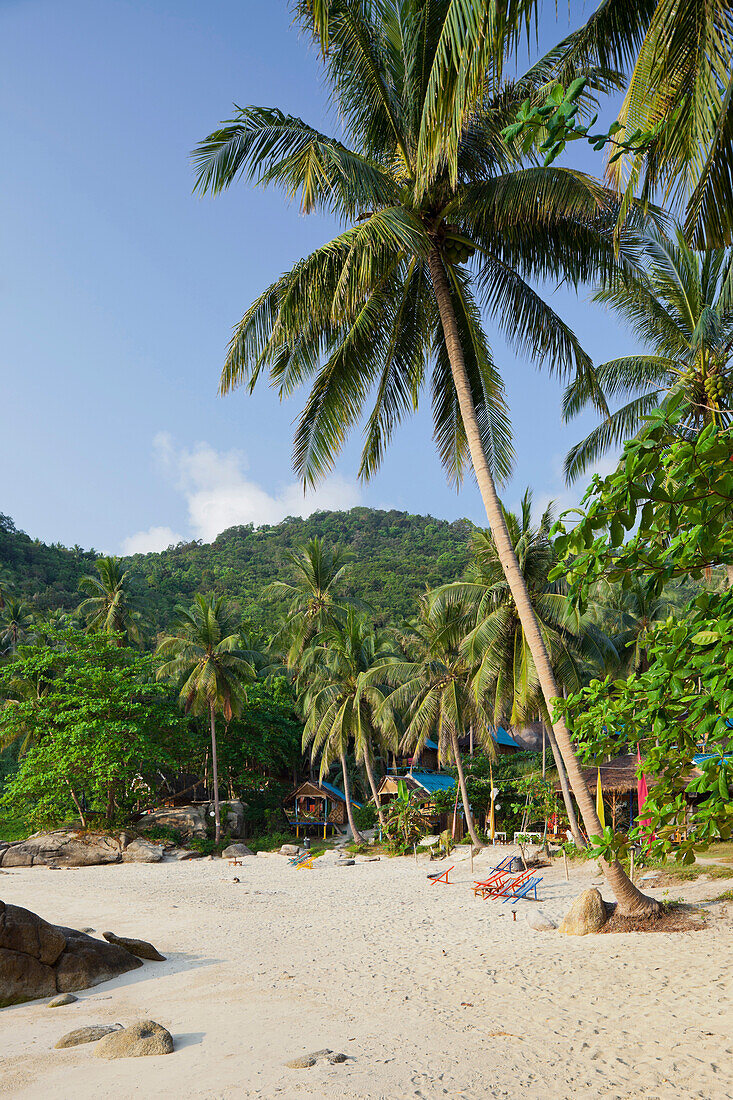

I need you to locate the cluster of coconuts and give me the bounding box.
[704,371,727,404]
[442,230,476,266]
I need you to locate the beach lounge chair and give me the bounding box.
[501,874,542,904]
[479,868,534,900]
[472,855,514,897]
[427,865,454,884]
[289,850,313,867]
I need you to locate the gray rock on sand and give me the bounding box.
[526,910,557,932]
[55,1025,122,1048]
[102,932,166,961]
[48,993,78,1007]
[558,888,608,935]
[286,1048,348,1068]
[1,831,122,868]
[95,1019,174,1059]
[337,859,356,867]
[222,843,254,859]
[279,844,301,856]
[121,838,164,864]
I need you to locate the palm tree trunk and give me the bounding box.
[449,728,481,847]
[362,748,386,830]
[539,701,585,848]
[340,752,365,844]
[429,248,656,915]
[210,703,221,845]
[726,563,733,588]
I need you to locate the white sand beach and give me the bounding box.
[1,850,732,1100]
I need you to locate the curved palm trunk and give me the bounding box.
[362,746,386,830]
[449,728,482,848]
[429,248,656,915]
[340,751,365,844]
[210,702,222,845]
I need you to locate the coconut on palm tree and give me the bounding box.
[77,557,142,646]
[430,490,615,845]
[564,228,733,482]
[300,610,395,838]
[194,0,655,911]
[156,593,255,843]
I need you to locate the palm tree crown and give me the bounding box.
[77,557,142,646]
[564,228,733,481]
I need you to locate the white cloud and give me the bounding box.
[121,525,185,555]
[123,433,363,550]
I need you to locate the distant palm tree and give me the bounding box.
[590,577,671,675]
[301,611,396,836]
[372,599,493,848]
[0,599,33,654]
[430,490,614,845]
[267,538,354,669]
[77,557,142,646]
[156,593,255,843]
[565,229,733,482]
[0,652,53,755]
[0,567,15,611]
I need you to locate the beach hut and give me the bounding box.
[375,770,464,839]
[283,780,360,839]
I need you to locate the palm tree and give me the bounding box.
[77,557,142,646]
[589,577,671,675]
[430,490,615,845]
[301,610,395,837]
[267,538,354,670]
[429,0,733,247]
[565,228,733,482]
[372,599,494,848]
[0,567,15,611]
[156,593,255,843]
[194,1,656,912]
[0,652,53,756]
[0,599,34,655]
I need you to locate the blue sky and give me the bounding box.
[2,1,636,554]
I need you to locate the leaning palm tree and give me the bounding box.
[77,557,142,646]
[267,538,354,670]
[564,228,733,482]
[431,490,615,845]
[156,593,255,843]
[301,611,396,838]
[194,1,656,912]
[372,599,494,848]
[0,599,34,655]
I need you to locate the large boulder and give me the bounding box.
[222,801,245,838]
[222,843,253,859]
[1,831,122,868]
[102,932,165,961]
[0,901,142,1006]
[137,806,207,840]
[121,838,164,864]
[558,888,608,936]
[96,1019,174,1059]
[55,1025,122,1049]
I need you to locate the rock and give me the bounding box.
[222,843,253,859]
[328,1052,347,1064]
[0,902,141,1006]
[558,888,608,936]
[286,1055,318,1069]
[279,844,300,857]
[526,909,557,932]
[102,932,166,962]
[95,1019,174,1059]
[54,927,143,994]
[285,1049,347,1069]
[48,993,78,1007]
[121,838,164,864]
[166,848,203,861]
[55,1024,122,1048]
[137,805,207,840]
[0,831,122,868]
[222,800,245,838]
[337,859,355,867]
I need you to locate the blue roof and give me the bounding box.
[693,752,733,767]
[424,739,439,751]
[320,779,362,808]
[494,726,520,749]
[409,771,456,793]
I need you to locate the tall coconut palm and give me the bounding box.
[430,490,615,845]
[301,610,396,838]
[565,229,733,482]
[156,593,255,843]
[0,599,34,655]
[371,599,494,848]
[267,538,354,670]
[588,576,672,675]
[194,1,657,912]
[77,557,142,646]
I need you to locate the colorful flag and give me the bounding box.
[637,746,652,847]
[596,768,605,828]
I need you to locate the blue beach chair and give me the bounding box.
[501,874,542,904]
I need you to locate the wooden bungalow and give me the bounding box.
[375,770,465,840]
[283,780,360,839]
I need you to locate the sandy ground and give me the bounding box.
[1,847,732,1100]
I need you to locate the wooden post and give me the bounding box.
[413,843,417,864]
[471,847,474,874]
[563,849,569,882]
[630,848,635,884]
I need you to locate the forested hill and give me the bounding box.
[1,508,475,632]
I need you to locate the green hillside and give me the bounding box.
[1,507,474,632]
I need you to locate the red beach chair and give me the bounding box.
[428,865,454,885]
